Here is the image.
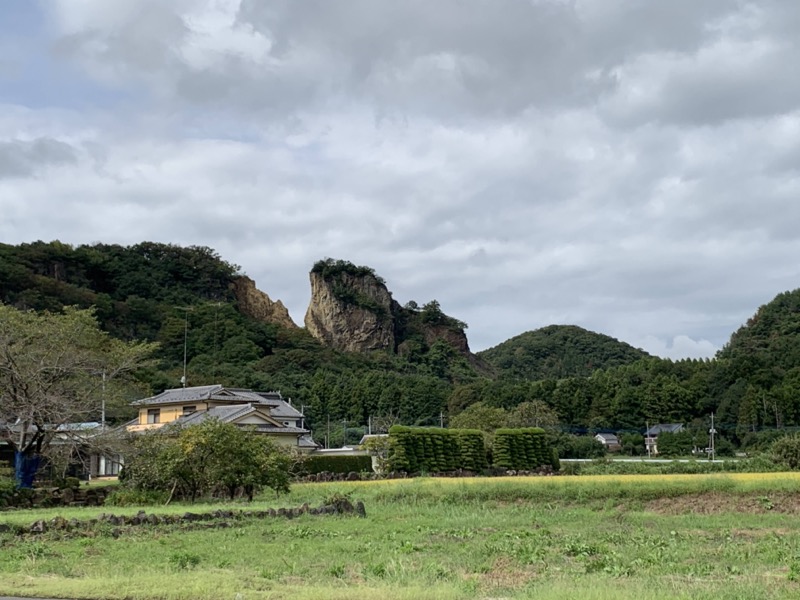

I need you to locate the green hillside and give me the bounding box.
[5,240,800,444]
[0,241,477,433]
[478,325,649,381]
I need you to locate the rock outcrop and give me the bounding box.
[231,276,297,329]
[422,323,471,356]
[304,266,395,352]
[303,259,482,367]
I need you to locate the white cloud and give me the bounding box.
[1,0,799,357]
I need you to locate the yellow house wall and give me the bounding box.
[271,435,299,447]
[137,402,209,425]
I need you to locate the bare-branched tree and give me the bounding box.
[0,304,157,486]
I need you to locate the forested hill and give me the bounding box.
[5,240,800,445]
[718,289,800,377]
[478,325,650,380]
[0,241,481,431]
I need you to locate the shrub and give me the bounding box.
[770,434,800,469]
[105,488,169,506]
[656,431,695,457]
[0,465,15,507]
[121,420,293,502]
[302,455,373,475]
[549,433,605,459]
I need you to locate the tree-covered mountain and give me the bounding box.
[0,242,479,431]
[5,240,800,446]
[478,325,649,381]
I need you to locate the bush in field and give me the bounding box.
[770,434,800,469]
[122,419,291,501]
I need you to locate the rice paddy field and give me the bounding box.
[2,473,800,599]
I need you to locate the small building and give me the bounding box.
[594,433,621,452]
[127,385,318,451]
[644,423,684,456]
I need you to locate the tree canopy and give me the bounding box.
[0,304,156,485]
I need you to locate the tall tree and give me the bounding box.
[0,304,156,486]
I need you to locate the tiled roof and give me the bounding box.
[645,423,684,436]
[177,404,258,426]
[169,405,309,435]
[251,425,309,434]
[298,434,320,448]
[131,384,224,406]
[131,386,300,413]
[269,401,303,418]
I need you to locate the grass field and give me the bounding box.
[2,473,800,599]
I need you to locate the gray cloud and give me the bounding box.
[0,137,78,178]
[2,1,800,360]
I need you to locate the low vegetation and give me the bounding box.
[120,420,292,502]
[3,474,800,599]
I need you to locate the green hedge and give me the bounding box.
[388,427,487,473]
[303,455,373,474]
[493,428,554,470]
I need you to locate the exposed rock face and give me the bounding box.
[231,276,297,329]
[422,323,471,356]
[304,270,395,352]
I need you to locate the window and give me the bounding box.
[182,406,197,416]
[147,409,160,424]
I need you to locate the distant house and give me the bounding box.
[644,423,684,456]
[127,385,318,451]
[0,420,122,480]
[594,433,621,452]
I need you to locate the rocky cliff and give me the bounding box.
[304,259,478,363]
[231,276,297,329]
[304,262,395,352]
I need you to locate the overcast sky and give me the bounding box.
[2,1,799,358]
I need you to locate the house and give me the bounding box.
[644,423,684,456]
[594,433,621,452]
[126,384,318,451]
[0,421,123,480]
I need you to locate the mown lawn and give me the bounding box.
[2,473,800,599]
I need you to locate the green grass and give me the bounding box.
[2,474,800,599]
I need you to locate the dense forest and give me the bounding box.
[2,240,800,448]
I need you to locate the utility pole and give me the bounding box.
[212,301,221,381]
[101,370,106,430]
[440,411,444,428]
[300,405,308,430]
[326,414,331,449]
[709,413,716,461]
[368,415,372,435]
[178,307,192,388]
[646,421,651,458]
[342,419,348,447]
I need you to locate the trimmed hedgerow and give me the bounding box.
[388,426,487,473]
[493,428,553,470]
[303,455,373,475]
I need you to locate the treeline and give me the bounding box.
[447,356,800,443]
